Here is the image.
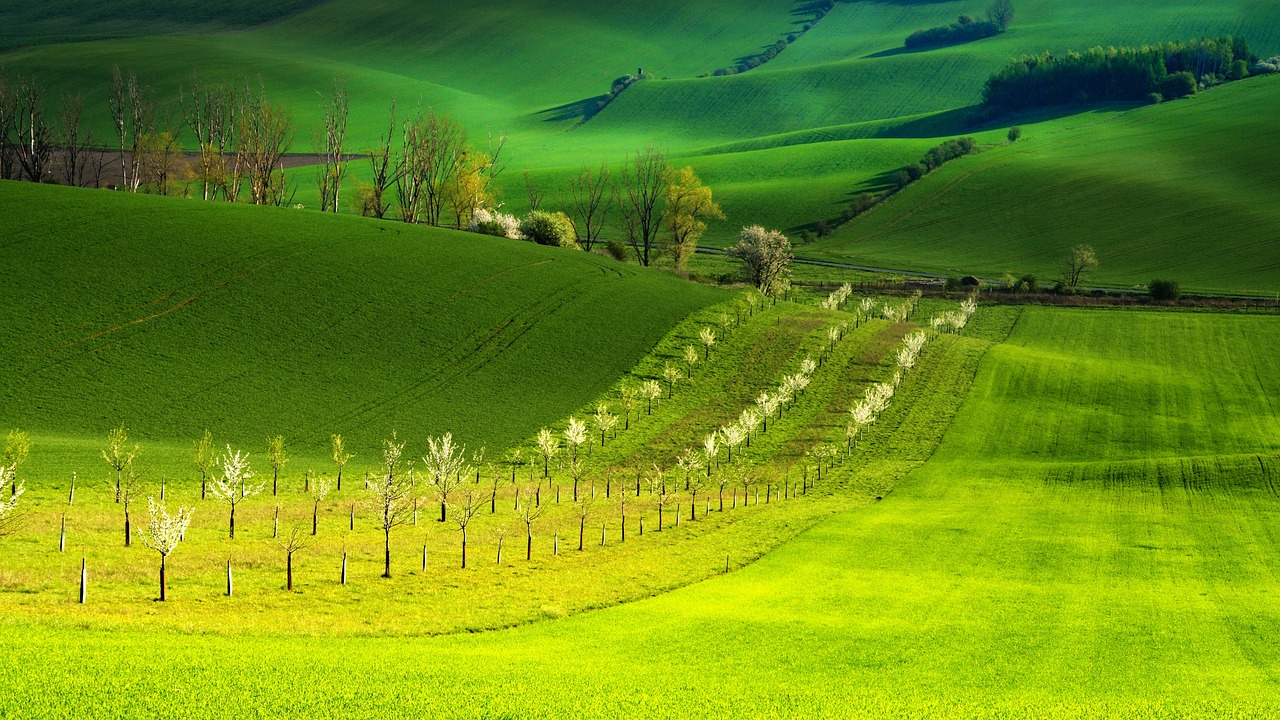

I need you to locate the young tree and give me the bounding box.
[208,446,263,539]
[57,92,99,187]
[662,364,681,399]
[266,435,289,496]
[640,380,662,416]
[331,434,353,491]
[564,418,588,464]
[568,162,611,250]
[140,497,193,601]
[368,434,415,578]
[619,385,639,430]
[574,493,595,551]
[118,463,142,547]
[316,78,350,213]
[519,485,545,561]
[646,465,673,531]
[616,145,668,266]
[3,430,30,496]
[535,428,559,478]
[451,487,483,568]
[399,107,466,226]
[276,525,309,591]
[446,148,494,230]
[739,408,762,447]
[593,405,618,447]
[180,74,235,200]
[616,483,631,541]
[675,448,703,490]
[310,476,333,535]
[755,392,777,433]
[0,467,23,537]
[108,66,155,192]
[683,344,699,379]
[728,226,793,298]
[699,327,717,360]
[662,166,724,270]
[422,433,469,522]
[102,423,139,504]
[702,433,722,478]
[721,423,746,465]
[237,83,294,206]
[686,470,707,520]
[194,429,215,500]
[1061,244,1098,290]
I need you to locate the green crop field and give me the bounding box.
[4,1,1280,716]
[806,75,1280,296]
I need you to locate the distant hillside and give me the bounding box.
[805,75,1280,296]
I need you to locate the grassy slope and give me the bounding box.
[8,306,1279,717]
[806,75,1280,294]
[0,180,721,458]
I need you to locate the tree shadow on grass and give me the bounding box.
[534,95,609,125]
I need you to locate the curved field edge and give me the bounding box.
[0,299,1009,637]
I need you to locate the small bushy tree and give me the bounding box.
[140,497,193,601]
[520,210,577,248]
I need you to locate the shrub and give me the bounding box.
[1147,92,1164,104]
[944,276,965,292]
[1149,279,1181,301]
[1017,274,1038,293]
[1252,56,1280,74]
[520,211,578,248]
[905,162,928,181]
[893,169,912,189]
[1007,126,1022,142]
[1227,59,1250,80]
[815,219,831,238]
[1159,71,1197,99]
[470,207,522,239]
[605,239,628,261]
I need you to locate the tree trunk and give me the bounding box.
[440,501,447,523]
[313,503,319,535]
[719,487,724,511]
[227,559,233,596]
[287,552,294,591]
[341,552,347,585]
[229,505,236,539]
[526,530,532,561]
[461,527,468,569]
[59,516,66,552]
[79,558,87,604]
[124,510,131,547]
[115,468,122,503]
[578,518,585,551]
[658,505,663,531]
[383,529,392,578]
[201,472,206,500]
[159,555,167,602]
[337,467,343,492]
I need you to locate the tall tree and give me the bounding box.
[12,75,52,183]
[316,78,350,213]
[109,66,153,192]
[237,83,294,206]
[662,166,724,270]
[568,162,611,250]
[616,146,668,266]
[181,75,235,200]
[365,99,398,218]
[57,93,99,187]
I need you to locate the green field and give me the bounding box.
[4,0,1279,275]
[6,301,1280,717]
[807,75,1280,295]
[5,1,1280,715]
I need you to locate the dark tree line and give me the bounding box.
[905,0,1013,49]
[982,36,1256,113]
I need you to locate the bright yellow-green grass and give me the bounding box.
[8,306,1279,717]
[809,75,1280,295]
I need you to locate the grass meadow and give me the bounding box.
[5,305,1279,717]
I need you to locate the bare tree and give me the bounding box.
[276,525,309,591]
[208,446,263,539]
[368,434,415,578]
[266,435,288,496]
[56,93,98,187]
[109,66,153,192]
[398,107,466,225]
[316,78,349,213]
[12,75,52,183]
[0,71,13,181]
[422,433,470,522]
[616,146,668,266]
[181,74,235,200]
[364,99,398,218]
[101,423,139,504]
[140,497,193,601]
[518,485,544,560]
[523,170,543,211]
[574,493,595,551]
[451,487,483,568]
[568,162,611,250]
[237,83,294,206]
